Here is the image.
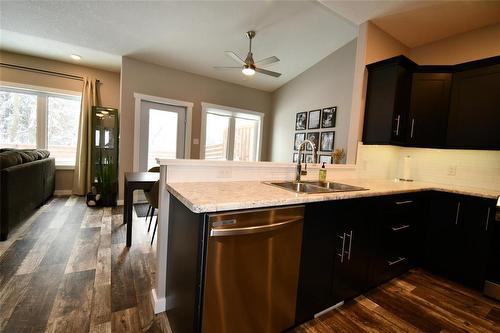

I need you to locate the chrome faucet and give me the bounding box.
[296,139,317,182]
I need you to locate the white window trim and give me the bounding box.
[0,82,81,168]
[200,102,264,161]
[133,93,193,172]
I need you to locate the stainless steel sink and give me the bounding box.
[265,181,367,194]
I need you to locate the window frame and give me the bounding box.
[200,102,264,161]
[0,82,81,168]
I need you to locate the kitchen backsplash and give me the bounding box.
[357,143,500,190]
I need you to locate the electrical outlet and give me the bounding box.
[447,164,457,176]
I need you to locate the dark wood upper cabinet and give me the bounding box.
[363,55,500,150]
[363,56,414,145]
[447,62,500,149]
[407,72,452,147]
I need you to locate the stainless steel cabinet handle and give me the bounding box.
[388,257,406,266]
[338,233,346,263]
[394,115,401,136]
[485,207,491,231]
[391,224,411,232]
[210,216,302,237]
[410,118,415,139]
[455,202,461,225]
[345,230,353,261]
[396,200,413,205]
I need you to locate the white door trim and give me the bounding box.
[133,93,193,171]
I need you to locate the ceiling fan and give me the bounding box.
[214,31,281,78]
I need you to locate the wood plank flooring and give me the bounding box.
[292,269,500,333]
[1,196,499,332]
[0,196,170,333]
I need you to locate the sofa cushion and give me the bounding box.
[17,150,39,163]
[0,151,22,170]
[36,150,51,159]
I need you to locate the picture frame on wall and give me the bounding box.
[295,112,307,130]
[321,106,337,128]
[292,153,298,163]
[320,131,335,152]
[319,155,332,164]
[294,132,306,150]
[306,132,319,151]
[308,109,321,129]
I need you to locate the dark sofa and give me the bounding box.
[0,148,55,240]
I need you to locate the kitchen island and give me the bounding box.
[163,175,498,333]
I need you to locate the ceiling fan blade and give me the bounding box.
[255,56,280,66]
[255,67,282,77]
[224,51,246,65]
[213,66,242,70]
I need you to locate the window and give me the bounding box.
[201,103,263,161]
[0,86,81,166]
[147,108,178,169]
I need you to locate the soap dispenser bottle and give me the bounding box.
[319,162,327,182]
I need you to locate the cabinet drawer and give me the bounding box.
[376,194,421,217]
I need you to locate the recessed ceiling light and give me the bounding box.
[70,54,82,61]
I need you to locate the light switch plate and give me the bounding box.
[193,138,199,145]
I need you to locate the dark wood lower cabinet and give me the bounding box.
[296,191,496,325]
[424,192,495,289]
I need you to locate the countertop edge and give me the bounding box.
[165,182,499,214]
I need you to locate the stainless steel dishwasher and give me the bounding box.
[202,205,304,333]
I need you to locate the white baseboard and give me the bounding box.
[54,190,72,196]
[151,288,166,314]
[117,199,124,206]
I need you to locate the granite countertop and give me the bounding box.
[165,179,500,213]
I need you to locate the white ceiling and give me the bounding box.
[1,1,499,92]
[321,1,500,48]
[0,1,357,92]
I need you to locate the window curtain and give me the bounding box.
[72,77,100,195]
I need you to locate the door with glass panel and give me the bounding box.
[139,101,186,171]
[203,108,261,161]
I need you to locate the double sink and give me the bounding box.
[265,180,367,194]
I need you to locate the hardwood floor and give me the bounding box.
[0,196,170,333]
[1,197,499,332]
[292,270,500,333]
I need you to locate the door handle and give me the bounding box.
[455,202,461,225]
[337,233,346,263]
[391,224,410,232]
[345,230,353,261]
[210,216,302,237]
[485,207,491,231]
[387,257,406,266]
[410,118,415,139]
[396,200,413,205]
[394,115,401,136]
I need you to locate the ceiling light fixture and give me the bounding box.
[242,66,255,76]
[70,54,82,61]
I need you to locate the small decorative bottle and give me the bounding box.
[319,162,327,182]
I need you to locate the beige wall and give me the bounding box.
[119,56,273,199]
[269,39,357,163]
[365,22,409,65]
[408,23,500,65]
[0,50,121,192]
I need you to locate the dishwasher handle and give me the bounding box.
[210,216,303,237]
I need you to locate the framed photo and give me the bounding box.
[304,154,315,163]
[320,131,335,152]
[308,109,321,129]
[321,106,337,128]
[295,112,307,130]
[292,153,298,163]
[319,155,332,164]
[306,132,319,151]
[294,132,305,150]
